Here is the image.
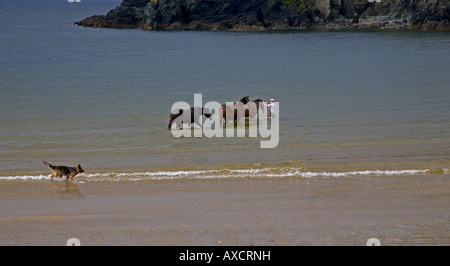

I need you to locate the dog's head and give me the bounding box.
[77,164,85,174]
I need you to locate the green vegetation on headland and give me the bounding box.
[75,0,450,31]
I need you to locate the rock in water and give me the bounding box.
[75,0,450,31]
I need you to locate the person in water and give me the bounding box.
[264,98,275,117]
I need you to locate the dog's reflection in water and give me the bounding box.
[49,181,84,200]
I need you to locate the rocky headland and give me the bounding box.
[75,0,450,31]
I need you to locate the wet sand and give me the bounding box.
[0,175,449,246]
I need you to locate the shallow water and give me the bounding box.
[1,0,449,180]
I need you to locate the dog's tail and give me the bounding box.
[43,161,55,170]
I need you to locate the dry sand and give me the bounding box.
[0,174,449,246]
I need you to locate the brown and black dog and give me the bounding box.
[43,161,84,181]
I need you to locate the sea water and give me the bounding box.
[1,0,449,181]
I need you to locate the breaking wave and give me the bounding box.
[0,167,447,182]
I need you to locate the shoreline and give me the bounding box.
[76,16,450,32]
[1,174,448,246]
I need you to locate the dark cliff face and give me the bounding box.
[75,0,150,28]
[75,0,450,31]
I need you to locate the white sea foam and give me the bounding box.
[0,167,438,182]
[299,169,430,178]
[0,174,50,181]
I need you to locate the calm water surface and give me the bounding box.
[1,0,449,180]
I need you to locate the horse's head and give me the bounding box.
[252,99,265,110]
[239,95,250,105]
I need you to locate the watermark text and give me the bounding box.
[168,94,279,148]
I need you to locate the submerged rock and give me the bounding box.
[75,0,450,31]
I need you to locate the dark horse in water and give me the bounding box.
[168,107,212,129]
[248,98,265,117]
[219,96,265,124]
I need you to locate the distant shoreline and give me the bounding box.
[76,15,450,32]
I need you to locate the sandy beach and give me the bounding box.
[2,0,450,252]
[0,174,448,246]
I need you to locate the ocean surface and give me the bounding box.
[1,0,449,182]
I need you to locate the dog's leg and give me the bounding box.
[68,173,76,181]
